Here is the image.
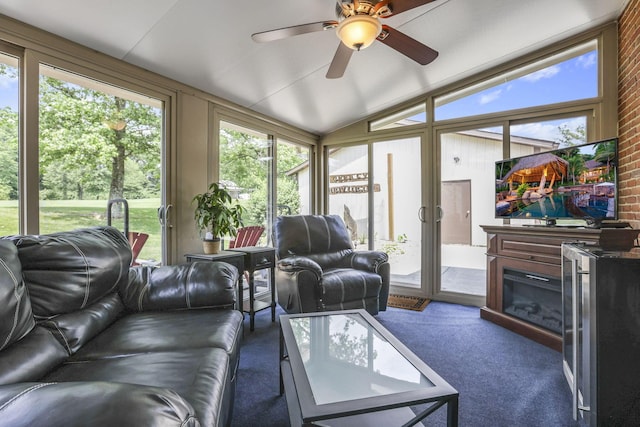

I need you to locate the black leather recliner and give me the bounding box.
[273,214,390,315]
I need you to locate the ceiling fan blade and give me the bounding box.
[252,21,338,43]
[326,43,354,79]
[383,0,437,16]
[377,25,438,65]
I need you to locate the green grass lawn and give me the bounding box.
[0,199,162,262]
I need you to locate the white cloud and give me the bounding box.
[521,65,561,82]
[0,74,16,89]
[511,117,585,142]
[479,89,502,105]
[512,122,559,141]
[577,52,596,68]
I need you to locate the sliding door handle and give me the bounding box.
[436,205,444,223]
[418,206,426,223]
[165,204,173,228]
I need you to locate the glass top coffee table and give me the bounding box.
[279,309,459,426]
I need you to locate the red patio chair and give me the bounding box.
[227,225,264,249]
[226,225,265,284]
[128,231,149,266]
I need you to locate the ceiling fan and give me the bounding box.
[251,0,439,79]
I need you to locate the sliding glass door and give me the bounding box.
[326,136,426,296]
[436,128,501,305]
[372,138,423,291]
[435,115,589,305]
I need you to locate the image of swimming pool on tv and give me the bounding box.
[496,189,615,220]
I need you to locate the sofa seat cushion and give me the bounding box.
[44,348,229,427]
[321,267,382,308]
[73,309,242,362]
[0,326,68,385]
[0,381,199,427]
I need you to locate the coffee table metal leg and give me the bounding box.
[447,395,459,427]
[279,327,285,395]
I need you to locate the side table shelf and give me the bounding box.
[228,246,276,331]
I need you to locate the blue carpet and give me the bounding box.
[232,302,580,426]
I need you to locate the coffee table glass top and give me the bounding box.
[281,309,458,424]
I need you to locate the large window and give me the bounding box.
[0,51,19,236]
[327,144,369,244]
[435,41,598,121]
[277,139,311,216]
[37,65,164,263]
[219,120,312,245]
[219,121,271,236]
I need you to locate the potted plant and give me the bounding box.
[192,182,244,254]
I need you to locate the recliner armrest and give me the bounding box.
[277,256,323,279]
[347,251,389,273]
[120,261,238,312]
[0,382,199,427]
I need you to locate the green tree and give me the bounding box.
[219,128,306,224]
[38,76,161,206]
[0,107,19,199]
[556,124,587,184]
[557,124,586,147]
[594,140,616,181]
[565,148,585,184]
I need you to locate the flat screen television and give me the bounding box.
[495,137,618,226]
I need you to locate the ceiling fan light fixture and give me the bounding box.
[336,15,381,51]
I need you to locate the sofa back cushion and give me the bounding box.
[274,215,353,259]
[0,241,35,351]
[0,241,69,384]
[7,226,132,318]
[39,293,125,354]
[121,262,238,312]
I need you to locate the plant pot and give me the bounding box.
[202,239,221,254]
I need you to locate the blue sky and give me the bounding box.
[435,50,598,142]
[0,71,19,110]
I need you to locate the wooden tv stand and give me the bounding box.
[479,224,639,351]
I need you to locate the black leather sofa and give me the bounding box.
[0,226,243,427]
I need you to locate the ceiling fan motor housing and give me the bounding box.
[337,1,393,19]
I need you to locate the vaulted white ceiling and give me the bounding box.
[0,0,628,135]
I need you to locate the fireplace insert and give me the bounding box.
[502,268,562,334]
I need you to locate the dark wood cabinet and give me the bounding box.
[480,225,639,351]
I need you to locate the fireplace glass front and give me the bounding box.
[502,268,562,334]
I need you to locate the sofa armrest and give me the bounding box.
[275,256,323,313]
[120,261,238,312]
[347,251,390,311]
[277,256,323,279]
[0,382,199,427]
[347,251,389,273]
